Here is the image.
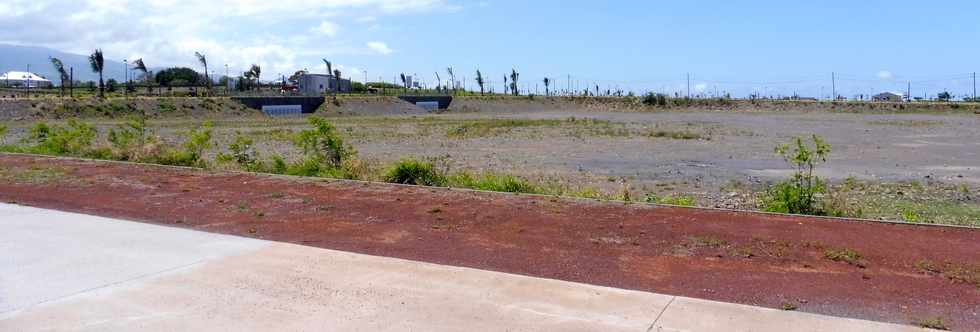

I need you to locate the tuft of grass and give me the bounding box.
[446,119,561,139]
[688,235,729,248]
[915,260,980,288]
[901,208,922,223]
[645,193,696,206]
[781,303,799,311]
[449,171,539,194]
[0,165,68,184]
[913,317,950,330]
[647,130,704,140]
[384,158,447,186]
[824,248,866,267]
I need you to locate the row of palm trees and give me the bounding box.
[48,49,262,98]
[47,49,552,98]
[423,67,554,97]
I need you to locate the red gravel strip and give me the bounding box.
[1,154,978,329]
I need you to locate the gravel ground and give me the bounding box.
[2,98,977,223]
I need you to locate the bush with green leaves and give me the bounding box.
[217,132,264,172]
[0,123,7,145]
[295,117,355,167]
[642,93,668,106]
[384,159,447,186]
[761,135,831,215]
[107,116,154,161]
[25,120,98,156]
[158,121,213,167]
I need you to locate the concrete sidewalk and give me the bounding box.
[0,203,923,331]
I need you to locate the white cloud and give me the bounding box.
[367,41,393,55]
[312,21,340,37]
[0,0,448,76]
[695,83,708,92]
[877,70,893,80]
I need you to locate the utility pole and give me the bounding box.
[973,72,976,101]
[69,67,73,98]
[831,72,836,101]
[686,73,691,99]
[907,81,911,102]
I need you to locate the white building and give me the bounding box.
[0,71,53,88]
[296,74,352,95]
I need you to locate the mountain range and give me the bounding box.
[0,44,160,84]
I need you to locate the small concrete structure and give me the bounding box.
[0,203,924,332]
[873,92,904,102]
[232,96,325,114]
[0,71,53,88]
[398,95,453,110]
[296,74,352,95]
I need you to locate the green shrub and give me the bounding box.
[0,123,7,144]
[270,155,288,174]
[384,159,447,186]
[158,121,213,167]
[295,117,355,167]
[642,93,668,106]
[26,120,97,156]
[107,116,154,161]
[761,135,832,215]
[217,132,264,172]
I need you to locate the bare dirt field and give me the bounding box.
[0,154,977,330]
[1,96,978,225]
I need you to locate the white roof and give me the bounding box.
[0,71,51,82]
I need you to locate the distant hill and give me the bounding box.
[0,44,154,85]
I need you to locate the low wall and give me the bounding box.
[397,96,453,110]
[232,96,326,113]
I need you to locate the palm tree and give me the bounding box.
[434,72,442,92]
[323,59,334,98]
[89,49,105,98]
[50,57,69,97]
[503,76,508,95]
[400,73,407,93]
[333,69,342,100]
[543,77,551,96]
[475,70,485,96]
[249,64,261,90]
[194,52,209,94]
[132,58,150,94]
[446,67,456,94]
[510,69,520,96]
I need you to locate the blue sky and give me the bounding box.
[1,0,977,98]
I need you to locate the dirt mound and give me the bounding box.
[447,95,980,114]
[0,97,260,121]
[318,96,430,117]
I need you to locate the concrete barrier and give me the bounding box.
[397,96,453,110]
[232,96,325,114]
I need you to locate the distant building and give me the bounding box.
[296,74,351,95]
[0,71,53,88]
[872,92,904,102]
